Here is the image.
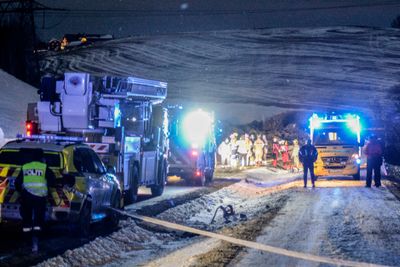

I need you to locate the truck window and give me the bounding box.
[0,150,61,167]
[313,128,357,146]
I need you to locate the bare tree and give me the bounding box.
[391,15,400,28]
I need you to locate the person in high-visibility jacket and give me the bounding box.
[253,135,265,166]
[15,148,55,251]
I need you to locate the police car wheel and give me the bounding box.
[107,191,121,229]
[78,200,91,238]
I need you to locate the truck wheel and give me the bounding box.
[125,165,139,204]
[205,169,214,183]
[151,162,166,197]
[195,173,206,187]
[77,200,92,238]
[353,169,361,180]
[107,191,121,229]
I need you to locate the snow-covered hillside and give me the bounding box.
[0,70,38,140]
[40,27,400,123]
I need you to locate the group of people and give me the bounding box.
[219,133,385,190]
[217,132,302,171]
[217,133,268,168]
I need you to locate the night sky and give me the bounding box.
[36,0,400,40]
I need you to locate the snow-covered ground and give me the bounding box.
[234,184,400,266]
[146,180,400,267]
[36,169,299,266]
[35,168,400,267]
[39,26,400,123]
[0,69,38,140]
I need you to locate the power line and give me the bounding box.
[38,1,400,18]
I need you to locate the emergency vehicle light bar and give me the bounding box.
[16,134,86,142]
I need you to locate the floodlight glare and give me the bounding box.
[182,109,212,148]
[346,115,361,133]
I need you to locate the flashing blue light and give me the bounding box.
[114,103,121,128]
[16,134,85,142]
[92,213,106,222]
[183,109,213,148]
[356,158,361,165]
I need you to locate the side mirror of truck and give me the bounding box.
[107,165,116,175]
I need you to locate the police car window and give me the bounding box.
[0,150,61,167]
[77,148,97,173]
[73,149,85,172]
[88,149,106,174]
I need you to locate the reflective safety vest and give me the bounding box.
[22,161,48,197]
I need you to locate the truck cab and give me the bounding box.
[310,113,363,179]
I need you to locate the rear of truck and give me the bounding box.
[168,108,216,186]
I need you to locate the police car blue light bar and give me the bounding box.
[17,134,86,142]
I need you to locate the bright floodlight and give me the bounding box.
[183,109,212,148]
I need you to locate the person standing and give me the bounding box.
[272,137,280,168]
[281,140,290,170]
[262,134,269,165]
[365,135,383,188]
[253,135,265,166]
[299,139,318,188]
[15,149,56,252]
[291,139,301,172]
[218,138,231,167]
[229,133,239,168]
[244,134,253,167]
[237,135,248,168]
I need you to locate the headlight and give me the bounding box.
[182,109,212,148]
[351,154,361,165]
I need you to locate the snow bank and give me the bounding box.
[0,69,38,139]
[37,219,171,267]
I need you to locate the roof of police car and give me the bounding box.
[2,140,83,152]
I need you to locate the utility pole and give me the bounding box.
[0,0,65,84]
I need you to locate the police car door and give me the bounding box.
[86,149,113,208]
[74,148,105,213]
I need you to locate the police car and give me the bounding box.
[0,135,122,236]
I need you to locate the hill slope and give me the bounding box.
[40,27,400,123]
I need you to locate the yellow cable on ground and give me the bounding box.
[114,209,390,267]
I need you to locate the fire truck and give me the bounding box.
[309,113,364,179]
[27,72,168,203]
[167,107,216,186]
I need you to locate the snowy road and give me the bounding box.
[234,182,400,266]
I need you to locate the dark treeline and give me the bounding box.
[0,19,39,86]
